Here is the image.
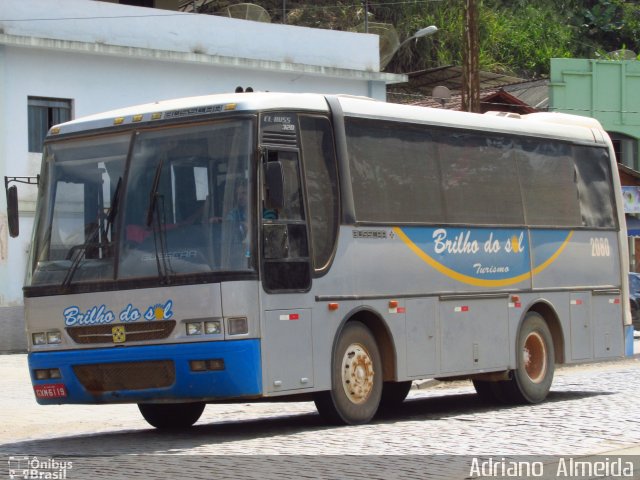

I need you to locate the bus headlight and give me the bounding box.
[189,359,225,372]
[47,331,62,344]
[185,318,223,336]
[204,320,222,335]
[186,322,203,336]
[32,330,63,345]
[34,368,61,380]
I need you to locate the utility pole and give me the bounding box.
[461,0,480,113]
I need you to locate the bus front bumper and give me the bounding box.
[28,339,262,405]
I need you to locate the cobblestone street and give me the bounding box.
[1,352,640,479]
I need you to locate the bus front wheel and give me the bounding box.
[138,401,205,429]
[314,321,383,425]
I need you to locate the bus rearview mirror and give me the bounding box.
[265,161,285,210]
[6,185,19,237]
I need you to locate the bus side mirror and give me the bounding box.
[6,185,19,237]
[265,161,285,210]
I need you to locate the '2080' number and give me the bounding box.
[590,237,610,257]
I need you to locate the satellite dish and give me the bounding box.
[219,3,271,23]
[606,49,637,60]
[356,22,400,70]
[432,86,451,101]
[432,86,451,107]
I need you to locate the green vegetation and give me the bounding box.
[195,1,640,77]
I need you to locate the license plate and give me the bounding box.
[34,383,67,399]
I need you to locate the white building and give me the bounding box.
[0,0,404,351]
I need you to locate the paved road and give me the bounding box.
[1,353,639,479]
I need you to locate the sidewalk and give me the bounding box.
[602,445,640,455]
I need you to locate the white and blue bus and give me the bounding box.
[10,92,629,428]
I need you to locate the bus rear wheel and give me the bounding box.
[138,401,205,429]
[497,312,555,404]
[314,321,382,425]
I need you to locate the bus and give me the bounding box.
[9,92,629,428]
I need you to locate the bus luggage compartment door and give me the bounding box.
[569,292,592,361]
[592,290,624,359]
[263,308,313,393]
[406,298,438,377]
[439,296,509,374]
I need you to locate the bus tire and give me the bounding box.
[313,321,383,425]
[379,381,412,409]
[138,401,205,429]
[500,312,555,404]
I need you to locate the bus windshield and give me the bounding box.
[27,118,255,289]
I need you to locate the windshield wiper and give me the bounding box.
[62,177,122,289]
[145,158,164,228]
[103,177,121,241]
[145,159,172,284]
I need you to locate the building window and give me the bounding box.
[610,132,638,171]
[28,97,72,152]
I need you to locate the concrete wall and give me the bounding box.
[1,0,380,72]
[0,0,403,351]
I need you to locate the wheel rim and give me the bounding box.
[341,343,375,404]
[523,331,547,384]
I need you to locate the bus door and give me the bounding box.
[259,113,313,394]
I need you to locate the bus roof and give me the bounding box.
[47,91,604,145]
[47,92,331,137]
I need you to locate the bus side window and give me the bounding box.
[299,115,339,273]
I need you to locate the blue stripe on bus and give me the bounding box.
[28,339,262,405]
